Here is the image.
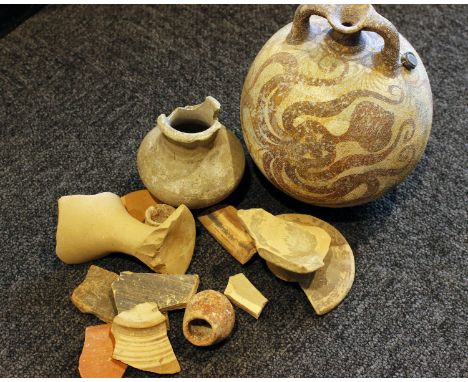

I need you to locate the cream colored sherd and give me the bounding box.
[111,302,180,374]
[137,96,245,209]
[277,214,355,315]
[224,273,268,319]
[237,208,331,274]
[55,192,195,274]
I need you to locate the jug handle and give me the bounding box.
[286,4,401,74]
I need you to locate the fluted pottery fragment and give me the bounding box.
[137,96,246,209]
[183,290,235,347]
[111,302,180,374]
[237,208,331,274]
[56,192,195,274]
[240,4,432,207]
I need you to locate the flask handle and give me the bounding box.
[286,4,401,73]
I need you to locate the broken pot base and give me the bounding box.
[274,214,355,315]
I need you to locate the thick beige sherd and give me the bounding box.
[224,273,268,319]
[237,208,331,274]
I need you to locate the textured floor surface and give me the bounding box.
[0,5,467,378]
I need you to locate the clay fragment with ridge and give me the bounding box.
[71,265,118,322]
[237,208,331,274]
[112,272,199,314]
[121,189,160,222]
[224,273,268,319]
[111,302,180,374]
[198,205,256,264]
[79,323,127,378]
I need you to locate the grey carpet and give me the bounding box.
[0,5,467,378]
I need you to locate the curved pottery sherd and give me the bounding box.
[266,262,314,285]
[182,290,235,347]
[56,192,195,274]
[240,4,432,207]
[137,96,246,209]
[272,214,355,315]
[237,208,331,274]
[111,302,180,374]
[79,323,127,378]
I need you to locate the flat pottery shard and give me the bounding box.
[112,272,199,314]
[71,265,118,323]
[224,273,268,319]
[79,323,127,378]
[237,208,331,274]
[278,214,355,315]
[121,189,160,222]
[198,205,256,264]
[112,302,180,374]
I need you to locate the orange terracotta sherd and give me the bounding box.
[121,189,160,222]
[79,323,127,378]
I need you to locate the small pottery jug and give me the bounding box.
[138,96,245,209]
[240,4,432,207]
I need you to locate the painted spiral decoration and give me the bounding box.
[240,18,432,207]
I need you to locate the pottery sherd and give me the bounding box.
[79,323,127,378]
[71,265,118,323]
[224,273,268,319]
[237,208,331,274]
[112,303,180,374]
[198,205,256,264]
[112,272,199,314]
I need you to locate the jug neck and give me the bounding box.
[157,96,222,149]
